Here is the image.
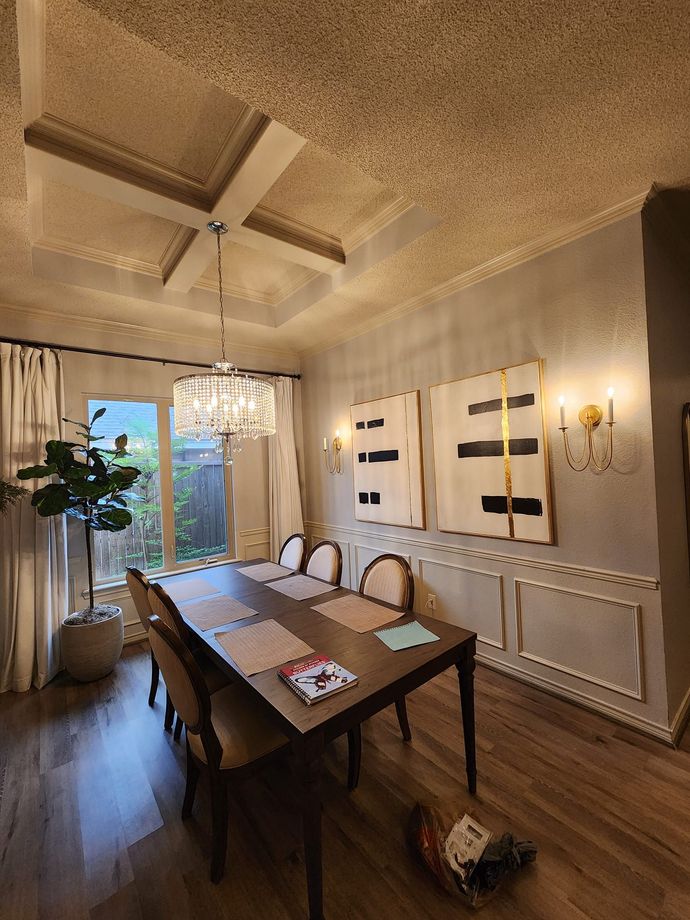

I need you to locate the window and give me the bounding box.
[87,397,234,581]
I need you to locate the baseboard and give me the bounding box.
[123,626,147,647]
[478,654,674,746]
[670,684,690,746]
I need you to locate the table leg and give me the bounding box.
[296,735,325,920]
[456,639,477,794]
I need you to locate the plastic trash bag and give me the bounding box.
[407,804,537,908]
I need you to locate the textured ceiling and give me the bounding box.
[198,240,316,303]
[259,143,400,238]
[2,0,690,359]
[41,180,178,264]
[44,0,246,179]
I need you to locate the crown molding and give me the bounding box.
[243,206,346,265]
[25,113,214,210]
[0,300,299,365]
[342,196,414,253]
[159,225,197,279]
[299,189,651,357]
[205,108,270,201]
[33,236,162,277]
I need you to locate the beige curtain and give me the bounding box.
[268,377,304,561]
[0,343,68,692]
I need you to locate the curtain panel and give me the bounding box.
[0,343,68,692]
[268,377,304,561]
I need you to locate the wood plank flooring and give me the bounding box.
[1,642,689,919]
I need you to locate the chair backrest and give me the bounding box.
[305,540,342,586]
[126,567,153,632]
[148,616,222,764]
[147,582,190,644]
[359,554,414,610]
[278,533,306,572]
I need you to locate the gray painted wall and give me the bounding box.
[301,214,674,736]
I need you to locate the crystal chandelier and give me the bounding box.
[173,221,276,463]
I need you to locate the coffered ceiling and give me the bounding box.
[2,0,690,358]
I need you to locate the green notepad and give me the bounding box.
[374,620,441,651]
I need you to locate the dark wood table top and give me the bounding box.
[158,559,476,742]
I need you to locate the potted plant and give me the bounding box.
[18,407,141,682]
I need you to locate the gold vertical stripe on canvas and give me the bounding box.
[500,368,515,538]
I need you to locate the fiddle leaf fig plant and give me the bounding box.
[17,407,141,615]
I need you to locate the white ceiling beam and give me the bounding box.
[163,121,307,291]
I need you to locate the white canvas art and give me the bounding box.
[430,360,552,543]
[351,391,425,529]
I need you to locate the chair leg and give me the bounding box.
[164,692,175,733]
[174,714,183,742]
[395,696,412,742]
[182,741,200,820]
[209,771,229,884]
[148,650,159,707]
[347,725,362,791]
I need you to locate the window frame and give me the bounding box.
[85,392,236,582]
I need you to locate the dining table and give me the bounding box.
[158,558,477,920]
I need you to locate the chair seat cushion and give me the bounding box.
[187,683,288,770]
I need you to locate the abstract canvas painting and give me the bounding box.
[351,391,425,529]
[430,360,552,543]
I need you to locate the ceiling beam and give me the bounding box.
[162,121,307,291]
[229,206,345,273]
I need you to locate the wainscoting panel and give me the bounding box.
[418,558,505,649]
[353,543,412,592]
[515,579,643,700]
[238,527,270,561]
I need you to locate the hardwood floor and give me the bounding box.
[1,642,689,920]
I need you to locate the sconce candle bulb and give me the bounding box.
[558,395,566,428]
[607,388,615,423]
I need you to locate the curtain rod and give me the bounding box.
[1,336,301,380]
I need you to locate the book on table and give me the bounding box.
[278,655,358,705]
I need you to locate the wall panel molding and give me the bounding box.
[418,557,505,649]
[514,578,644,700]
[304,520,659,591]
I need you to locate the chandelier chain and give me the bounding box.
[216,232,226,364]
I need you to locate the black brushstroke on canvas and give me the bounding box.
[468,393,535,415]
[368,449,399,462]
[358,452,367,462]
[458,438,538,458]
[367,418,385,428]
[481,496,543,516]
[359,492,369,504]
[370,492,381,504]
[355,421,365,430]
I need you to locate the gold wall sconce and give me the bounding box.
[558,389,615,471]
[323,430,343,474]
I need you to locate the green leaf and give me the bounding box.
[45,440,72,466]
[85,435,105,442]
[17,463,57,480]
[110,466,141,486]
[91,407,107,423]
[69,479,113,500]
[32,483,72,516]
[63,417,90,431]
[95,507,132,530]
[114,434,128,451]
[63,463,90,481]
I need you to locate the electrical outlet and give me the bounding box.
[426,593,437,610]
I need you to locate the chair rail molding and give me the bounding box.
[303,521,659,591]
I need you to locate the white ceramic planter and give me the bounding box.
[61,606,124,682]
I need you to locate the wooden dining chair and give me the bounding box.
[148,615,289,883]
[278,532,307,571]
[351,554,416,782]
[305,539,342,586]
[148,582,229,740]
[125,567,159,706]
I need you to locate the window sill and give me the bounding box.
[81,557,241,601]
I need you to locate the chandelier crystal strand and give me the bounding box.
[172,221,276,464]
